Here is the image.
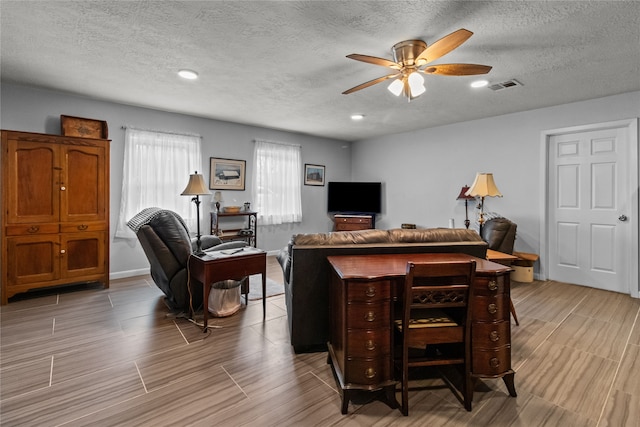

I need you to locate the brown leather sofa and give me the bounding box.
[276,228,488,353]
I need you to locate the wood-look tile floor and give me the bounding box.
[1,256,639,426]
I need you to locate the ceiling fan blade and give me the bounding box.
[422,63,492,76]
[342,73,400,95]
[346,54,402,70]
[415,28,473,65]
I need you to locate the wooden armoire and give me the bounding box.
[1,130,110,304]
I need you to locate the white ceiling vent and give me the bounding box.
[488,79,523,91]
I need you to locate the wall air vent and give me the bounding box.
[488,79,523,91]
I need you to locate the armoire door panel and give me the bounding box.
[6,235,59,285]
[60,145,107,222]
[5,139,60,224]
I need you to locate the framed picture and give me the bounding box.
[209,157,246,190]
[304,164,325,186]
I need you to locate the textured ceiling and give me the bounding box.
[1,1,639,141]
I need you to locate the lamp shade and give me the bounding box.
[457,185,475,200]
[465,173,502,198]
[181,172,211,196]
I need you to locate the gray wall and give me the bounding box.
[352,91,640,279]
[1,83,351,278]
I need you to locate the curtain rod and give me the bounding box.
[121,126,201,138]
[253,138,301,147]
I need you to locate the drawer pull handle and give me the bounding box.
[489,331,500,342]
[28,226,40,233]
[364,311,376,322]
[487,280,498,291]
[365,368,376,379]
[365,286,376,298]
[489,357,500,368]
[77,224,88,231]
[487,303,498,314]
[365,340,376,351]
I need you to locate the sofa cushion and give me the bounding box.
[292,229,391,245]
[388,228,483,243]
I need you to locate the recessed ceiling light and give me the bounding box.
[471,80,489,88]
[178,69,199,80]
[351,114,365,120]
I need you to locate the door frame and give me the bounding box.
[539,118,639,298]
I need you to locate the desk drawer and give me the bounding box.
[346,328,390,358]
[472,346,511,376]
[347,281,390,303]
[345,357,391,386]
[474,275,506,296]
[347,302,390,329]
[473,295,509,322]
[472,321,510,348]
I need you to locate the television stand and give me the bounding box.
[333,214,375,231]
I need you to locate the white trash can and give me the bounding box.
[208,280,242,317]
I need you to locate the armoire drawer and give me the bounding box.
[5,223,59,236]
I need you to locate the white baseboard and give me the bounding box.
[110,268,150,280]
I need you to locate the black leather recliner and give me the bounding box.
[127,208,248,312]
[481,217,517,254]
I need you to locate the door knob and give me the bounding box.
[618,215,628,221]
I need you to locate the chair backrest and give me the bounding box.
[402,260,476,340]
[481,218,517,254]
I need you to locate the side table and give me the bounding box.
[188,247,267,331]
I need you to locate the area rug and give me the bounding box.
[247,274,285,300]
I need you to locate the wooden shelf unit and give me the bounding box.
[210,210,257,247]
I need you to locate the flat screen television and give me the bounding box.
[327,182,382,213]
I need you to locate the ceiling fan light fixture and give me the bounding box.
[388,78,404,96]
[408,72,426,97]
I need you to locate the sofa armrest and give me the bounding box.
[276,245,291,284]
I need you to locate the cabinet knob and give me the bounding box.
[364,311,376,322]
[487,303,498,314]
[487,280,498,291]
[77,224,88,231]
[365,340,376,351]
[364,368,377,379]
[60,186,66,191]
[365,286,376,298]
[489,357,500,368]
[60,249,66,254]
[489,330,500,342]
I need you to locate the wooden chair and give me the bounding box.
[394,260,476,415]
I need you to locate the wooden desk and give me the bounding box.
[327,253,517,413]
[188,247,266,332]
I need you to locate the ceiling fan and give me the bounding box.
[342,29,492,101]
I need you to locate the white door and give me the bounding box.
[547,124,634,294]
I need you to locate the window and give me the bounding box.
[252,139,302,225]
[115,128,202,238]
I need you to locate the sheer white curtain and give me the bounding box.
[252,139,302,225]
[115,128,203,238]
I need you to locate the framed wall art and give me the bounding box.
[209,157,246,190]
[304,164,325,186]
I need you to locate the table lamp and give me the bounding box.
[465,173,502,236]
[181,171,211,256]
[456,185,475,229]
